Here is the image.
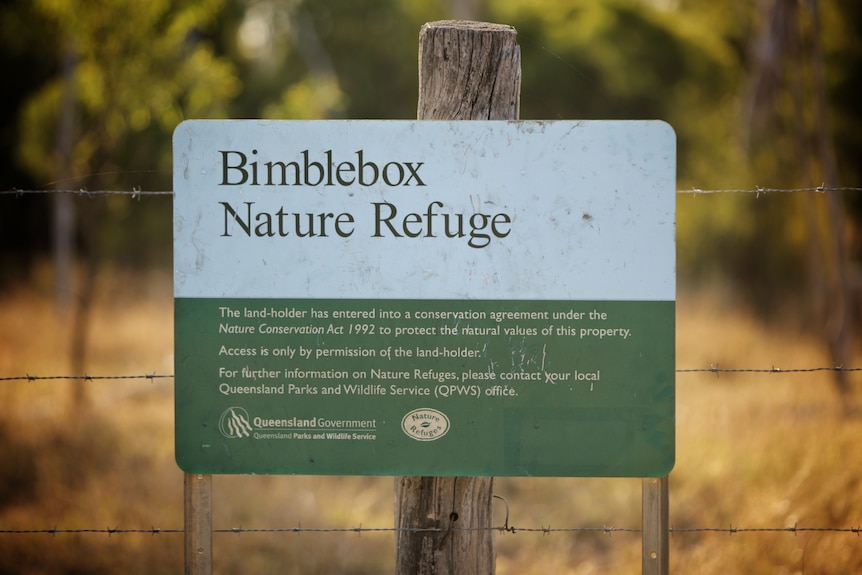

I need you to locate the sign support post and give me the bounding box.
[184,472,212,575]
[643,475,670,575]
[394,20,521,575]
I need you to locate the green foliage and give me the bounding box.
[18,0,239,184]
[284,0,427,119]
[223,0,443,121]
[263,76,348,119]
[489,0,739,185]
[6,0,242,272]
[3,0,861,314]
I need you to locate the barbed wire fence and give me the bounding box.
[3,364,862,383]
[1,186,861,544]
[0,525,860,536]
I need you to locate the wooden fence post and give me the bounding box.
[394,20,520,575]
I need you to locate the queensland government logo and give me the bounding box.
[219,407,253,438]
[401,408,450,441]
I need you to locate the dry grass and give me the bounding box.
[1,269,861,574]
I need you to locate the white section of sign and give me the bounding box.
[173,120,675,301]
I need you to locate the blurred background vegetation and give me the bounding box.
[1,0,860,325]
[1,0,858,397]
[2,2,862,573]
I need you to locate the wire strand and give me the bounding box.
[2,186,861,197]
[0,525,858,536]
[3,366,860,383]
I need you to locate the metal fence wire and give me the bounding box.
[3,185,862,196]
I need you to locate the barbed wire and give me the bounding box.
[0,188,171,197]
[2,366,860,383]
[0,524,859,536]
[0,527,182,535]
[2,186,862,197]
[0,373,172,382]
[681,186,862,195]
[677,365,862,374]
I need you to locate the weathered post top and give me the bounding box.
[418,20,520,120]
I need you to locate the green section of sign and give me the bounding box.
[175,298,674,477]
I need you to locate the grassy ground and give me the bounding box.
[1,268,861,574]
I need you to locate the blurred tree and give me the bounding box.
[7,0,241,408]
[18,0,239,185]
[221,0,438,120]
[3,0,860,362]
[682,0,861,331]
[6,0,241,285]
[738,0,859,400]
[0,0,447,284]
[0,1,64,284]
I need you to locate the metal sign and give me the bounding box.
[173,120,675,476]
